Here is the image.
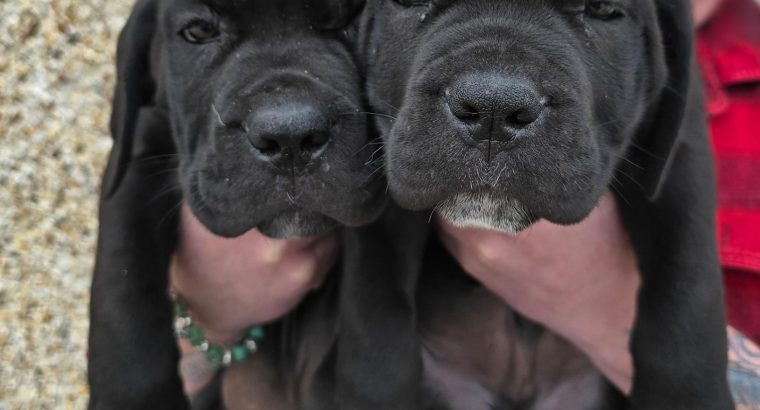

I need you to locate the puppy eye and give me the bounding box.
[180,20,221,44]
[585,1,625,20]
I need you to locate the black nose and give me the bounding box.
[446,74,544,145]
[247,101,330,169]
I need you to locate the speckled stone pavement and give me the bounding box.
[0,1,132,408]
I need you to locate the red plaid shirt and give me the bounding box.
[698,0,760,343]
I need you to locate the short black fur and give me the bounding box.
[88,0,384,408]
[356,0,734,408]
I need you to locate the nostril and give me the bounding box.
[508,108,541,128]
[446,92,481,124]
[250,135,280,157]
[453,103,480,123]
[300,132,330,154]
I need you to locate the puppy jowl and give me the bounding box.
[365,0,665,231]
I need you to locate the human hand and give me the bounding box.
[436,192,639,393]
[170,204,339,345]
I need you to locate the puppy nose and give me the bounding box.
[446,74,544,144]
[247,101,330,169]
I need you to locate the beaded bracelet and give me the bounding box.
[173,296,265,367]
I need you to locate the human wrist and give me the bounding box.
[548,268,638,394]
[174,295,266,367]
[570,324,633,394]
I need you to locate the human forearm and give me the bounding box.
[726,328,760,408]
[575,326,760,405]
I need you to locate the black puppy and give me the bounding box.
[88,0,382,408]
[358,0,734,409]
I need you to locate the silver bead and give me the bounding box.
[222,350,232,366]
[245,340,258,352]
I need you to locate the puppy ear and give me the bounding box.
[102,0,161,198]
[636,0,700,200]
[306,0,365,30]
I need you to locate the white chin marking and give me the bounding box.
[437,192,529,233]
[264,211,308,238]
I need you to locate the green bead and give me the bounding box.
[231,345,248,363]
[174,300,188,317]
[248,326,265,342]
[205,345,224,365]
[184,324,205,346]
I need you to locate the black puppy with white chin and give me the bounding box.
[368,0,655,232]
[89,0,379,408]
[361,0,734,409]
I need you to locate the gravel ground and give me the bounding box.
[0,1,132,408]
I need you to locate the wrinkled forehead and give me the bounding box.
[161,0,302,20]
[408,0,646,13]
[400,0,659,37]
[161,0,357,22]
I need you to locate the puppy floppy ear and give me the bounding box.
[636,0,700,200]
[103,0,162,198]
[306,0,365,30]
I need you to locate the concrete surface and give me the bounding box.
[1,1,131,408]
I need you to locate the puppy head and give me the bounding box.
[363,0,694,231]
[107,0,384,238]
